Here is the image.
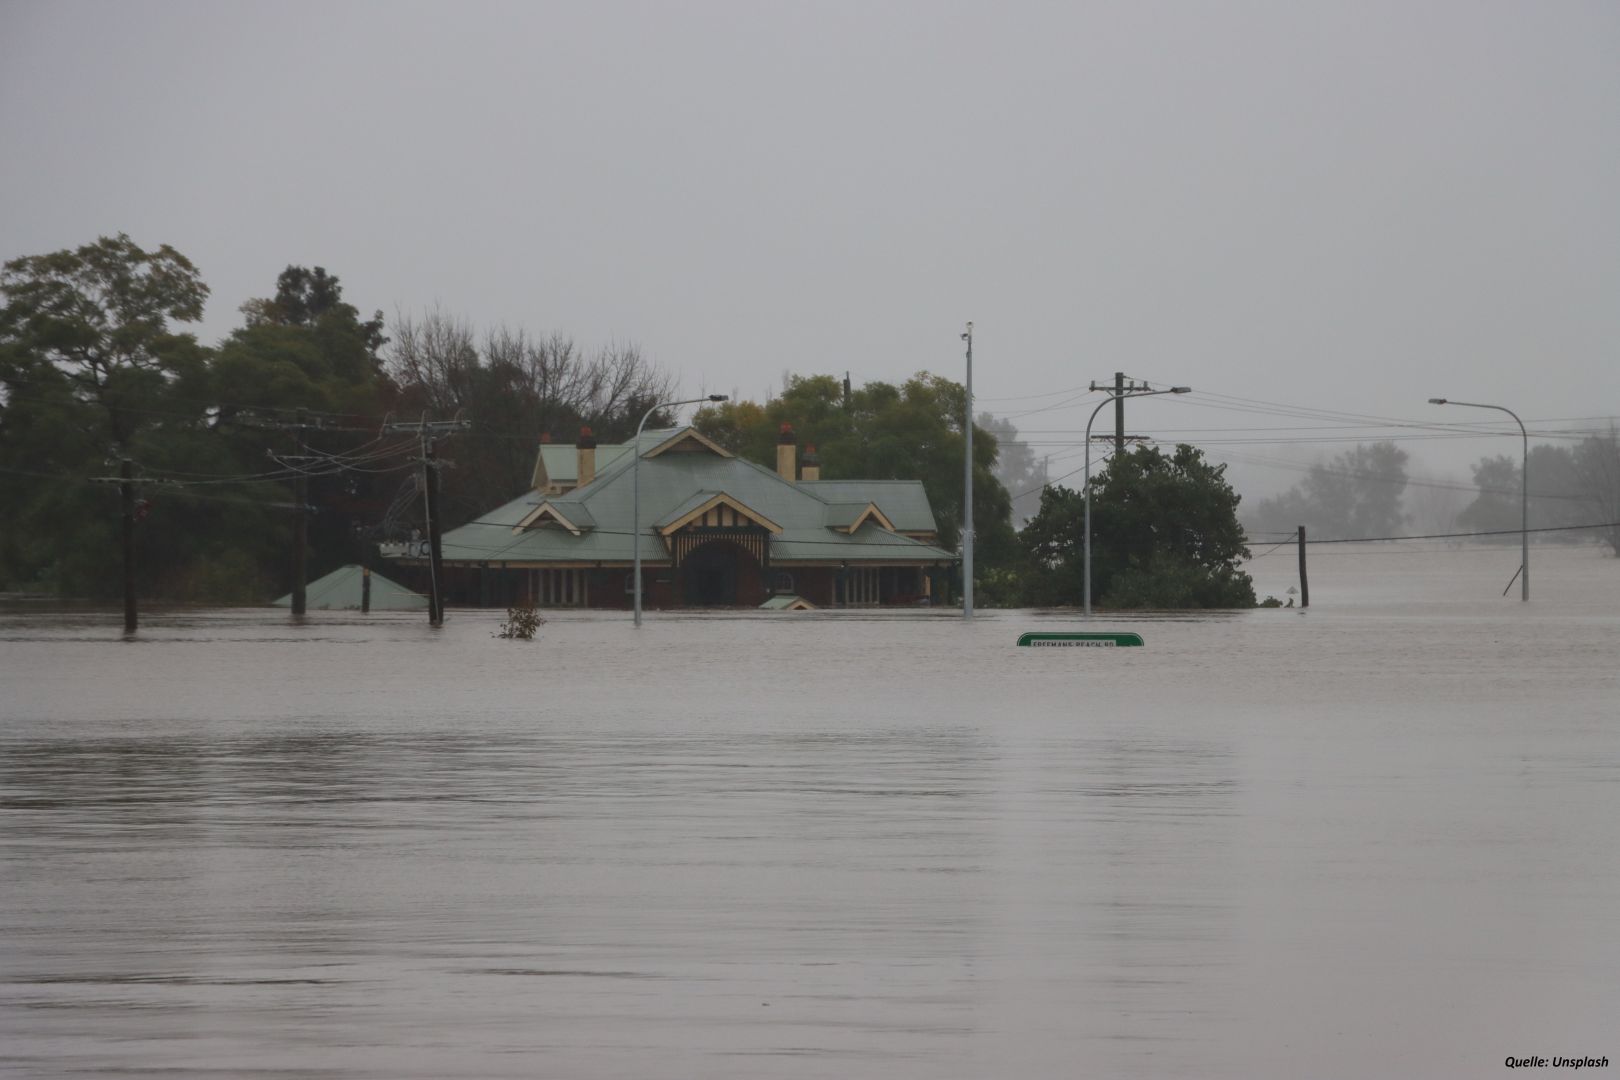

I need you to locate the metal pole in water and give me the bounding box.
[962,322,974,619]
[1298,525,1309,608]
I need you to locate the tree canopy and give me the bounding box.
[1017,444,1255,609]
[1249,441,1409,540]
[693,372,1017,570]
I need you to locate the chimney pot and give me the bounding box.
[576,426,597,487]
[776,424,797,481]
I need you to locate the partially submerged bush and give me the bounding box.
[496,604,543,640]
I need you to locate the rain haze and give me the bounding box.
[3,0,1618,489]
[5,6,1620,1078]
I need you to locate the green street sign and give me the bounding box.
[1017,631,1144,648]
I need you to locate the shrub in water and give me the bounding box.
[496,604,543,640]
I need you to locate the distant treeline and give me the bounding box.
[1243,438,1620,551]
[5,234,1612,612]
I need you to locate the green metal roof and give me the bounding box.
[796,480,938,532]
[760,594,815,610]
[541,498,595,529]
[428,427,952,566]
[654,490,729,530]
[535,442,633,485]
[272,565,429,610]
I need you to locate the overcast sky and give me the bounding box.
[3,0,1617,487]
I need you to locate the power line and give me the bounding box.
[1305,521,1620,545]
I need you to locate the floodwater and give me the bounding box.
[2,543,1617,1079]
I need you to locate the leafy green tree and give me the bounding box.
[979,412,1047,527]
[0,234,212,598]
[694,372,1018,572]
[209,266,402,591]
[1456,445,1585,539]
[240,265,387,360]
[1250,441,1409,540]
[1572,428,1620,555]
[0,233,210,448]
[1019,444,1255,608]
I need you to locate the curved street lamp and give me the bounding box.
[1084,385,1190,616]
[1429,397,1528,601]
[634,395,728,627]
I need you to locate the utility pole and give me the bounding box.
[1082,382,1191,615]
[353,524,373,614]
[292,408,308,615]
[1114,371,1126,454]
[91,454,145,632]
[423,437,445,625]
[1298,526,1309,608]
[384,415,470,626]
[120,456,137,633]
[240,411,327,616]
[961,322,974,618]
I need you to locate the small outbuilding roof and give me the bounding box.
[760,594,816,610]
[273,565,429,611]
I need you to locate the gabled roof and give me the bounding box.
[823,501,897,533]
[770,520,948,562]
[643,427,732,459]
[656,491,783,535]
[272,565,429,611]
[760,594,815,610]
[797,480,938,533]
[426,427,950,566]
[513,499,595,535]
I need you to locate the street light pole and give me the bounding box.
[634,395,728,627]
[961,322,974,618]
[1084,384,1190,616]
[1428,397,1528,601]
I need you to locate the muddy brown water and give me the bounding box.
[2,544,1617,1077]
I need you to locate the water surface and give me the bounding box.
[3,544,1617,1077]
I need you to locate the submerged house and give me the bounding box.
[385,424,955,609]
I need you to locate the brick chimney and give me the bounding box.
[576,426,597,488]
[776,423,797,482]
[800,444,821,482]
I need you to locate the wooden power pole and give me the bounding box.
[120,457,137,633]
[292,409,308,616]
[1298,525,1310,608]
[1114,371,1126,453]
[383,415,470,626]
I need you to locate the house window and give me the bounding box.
[533,568,585,606]
[772,571,794,593]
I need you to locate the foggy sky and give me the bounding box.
[3,0,1617,486]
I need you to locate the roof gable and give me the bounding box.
[513,500,595,535]
[825,501,897,533]
[643,427,733,460]
[799,481,937,533]
[657,491,784,535]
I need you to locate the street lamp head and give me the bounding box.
[707,394,728,402]
[1428,398,1448,405]
[1171,386,1191,394]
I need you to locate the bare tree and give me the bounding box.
[384,308,678,519]
[386,307,478,414]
